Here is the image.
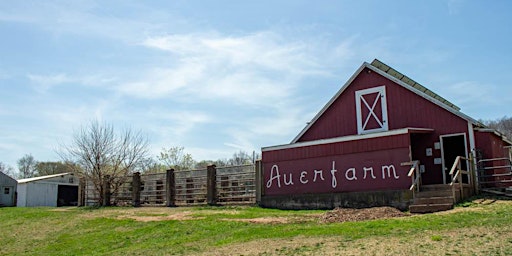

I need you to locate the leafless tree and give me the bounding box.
[483,116,512,140]
[59,121,149,205]
[17,154,38,179]
[0,162,16,178]
[227,150,257,166]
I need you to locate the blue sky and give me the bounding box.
[1,0,511,169]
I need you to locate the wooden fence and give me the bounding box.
[80,164,257,207]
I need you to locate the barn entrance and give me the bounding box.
[57,185,78,206]
[440,134,468,184]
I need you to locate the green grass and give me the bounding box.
[1,196,511,255]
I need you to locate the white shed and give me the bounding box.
[17,173,79,207]
[0,171,17,207]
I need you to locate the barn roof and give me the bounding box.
[292,59,484,143]
[370,59,460,111]
[17,172,73,184]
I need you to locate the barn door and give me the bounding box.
[440,134,468,184]
[355,86,389,134]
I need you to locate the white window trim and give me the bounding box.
[355,85,389,135]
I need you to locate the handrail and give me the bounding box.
[402,160,420,194]
[448,156,472,203]
[477,157,511,163]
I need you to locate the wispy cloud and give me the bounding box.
[125,31,330,105]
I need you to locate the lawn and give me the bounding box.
[0,196,511,255]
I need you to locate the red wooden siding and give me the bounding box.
[264,134,410,162]
[263,134,411,196]
[297,67,469,142]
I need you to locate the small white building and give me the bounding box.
[17,173,79,207]
[0,171,17,207]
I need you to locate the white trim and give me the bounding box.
[291,64,367,143]
[440,133,468,184]
[355,85,388,134]
[263,127,434,152]
[291,61,483,143]
[17,173,73,184]
[467,122,478,189]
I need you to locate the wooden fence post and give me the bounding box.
[255,160,262,204]
[166,169,176,207]
[132,172,141,207]
[207,164,217,205]
[78,178,86,207]
[103,175,111,206]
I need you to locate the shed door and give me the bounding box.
[1,186,15,206]
[440,134,468,184]
[57,185,78,206]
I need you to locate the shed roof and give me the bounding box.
[0,171,17,183]
[17,172,73,184]
[292,59,485,143]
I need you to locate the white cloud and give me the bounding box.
[27,73,71,91]
[116,31,336,113]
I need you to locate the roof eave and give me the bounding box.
[291,62,369,143]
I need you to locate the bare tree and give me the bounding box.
[227,150,256,166]
[483,116,512,140]
[59,121,149,205]
[0,162,16,178]
[17,154,38,179]
[158,146,195,171]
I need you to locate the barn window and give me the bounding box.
[355,86,389,134]
[3,187,9,194]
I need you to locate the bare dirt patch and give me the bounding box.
[320,206,409,223]
[119,211,203,222]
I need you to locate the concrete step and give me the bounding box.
[409,203,453,214]
[413,196,454,205]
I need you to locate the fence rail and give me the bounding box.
[81,164,257,207]
[477,157,512,188]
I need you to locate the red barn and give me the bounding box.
[260,59,512,213]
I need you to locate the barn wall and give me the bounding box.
[298,67,469,143]
[261,133,413,208]
[16,184,28,207]
[0,172,17,207]
[295,67,471,185]
[475,131,509,160]
[475,131,512,188]
[25,183,59,207]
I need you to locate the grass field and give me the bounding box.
[1,196,511,255]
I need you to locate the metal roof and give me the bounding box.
[370,59,461,111]
[17,172,73,184]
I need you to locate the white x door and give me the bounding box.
[355,86,389,134]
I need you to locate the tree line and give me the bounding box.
[0,121,258,180]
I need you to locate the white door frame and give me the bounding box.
[440,133,468,184]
